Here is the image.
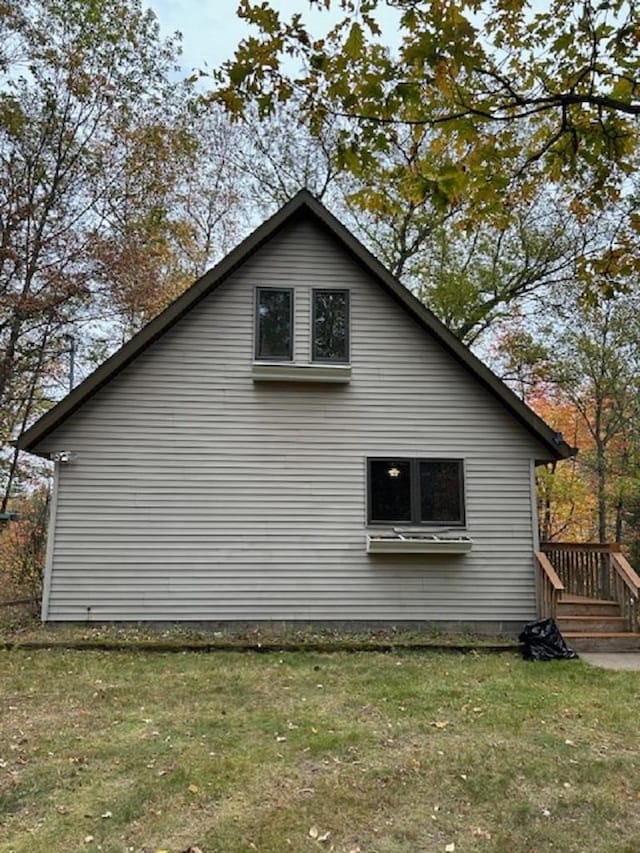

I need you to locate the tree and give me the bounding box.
[216,0,640,280]
[229,101,340,214]
[529,392,597,542]
[499,288,640,545]
[89,106,200,339]
[0,486,49,609]
[90,103,249,341]
[174,107,248,280]
[0,0,183,502]
[551,295,640,543]
[216,93,596,348]
[412,190,592,345]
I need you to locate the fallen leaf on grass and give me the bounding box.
[431,721,448,729]
[309,826,331,843]
[188,784,199,794]
[472,827,492,840]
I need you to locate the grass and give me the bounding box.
[1,649,640,852]
[0,612,518,651]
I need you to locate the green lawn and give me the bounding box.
[1,649,639,853]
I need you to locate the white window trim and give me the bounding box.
[252,363,351,382]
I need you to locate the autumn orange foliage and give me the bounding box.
[530,388,640,555]
[0,489,48,610]
[531,391,597,542]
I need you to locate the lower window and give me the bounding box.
[367,458,465,525]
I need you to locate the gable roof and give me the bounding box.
[16,189,574,460]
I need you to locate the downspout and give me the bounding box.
[530,459,541,617]
[41,460,60,622]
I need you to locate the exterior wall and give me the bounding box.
[37,216,549,624]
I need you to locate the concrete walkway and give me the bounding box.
[580,652,640,671]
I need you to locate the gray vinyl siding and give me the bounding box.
[37,217,548,623]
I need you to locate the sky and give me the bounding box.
[150,0,353,77]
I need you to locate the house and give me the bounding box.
[17,190,576,632]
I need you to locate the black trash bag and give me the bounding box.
[518,618,578,661]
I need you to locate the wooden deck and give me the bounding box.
[537,544,640,651]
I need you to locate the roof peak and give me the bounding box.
[16,191,574,461]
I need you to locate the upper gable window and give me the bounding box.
[312,289,349,363]
[368,458,465,525]
[255,287,293,361]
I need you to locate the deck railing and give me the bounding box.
[540,542,640,631]
[535,551,565,619]
[610,552,640,633]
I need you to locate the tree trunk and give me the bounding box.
[614,491,624,544]
[1,328,50,511]
[541,462,556,542]
[596,438,607,543]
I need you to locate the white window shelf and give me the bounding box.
[252,363,351,383]
[367,534,473,554]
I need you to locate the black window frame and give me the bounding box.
[255,286,294,362]
[311,288,350,364]
[367,457,466,526]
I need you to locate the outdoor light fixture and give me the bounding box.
[387,466,401,478]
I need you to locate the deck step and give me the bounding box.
[557,615,627,633]
[560,594,616,605]
[563,632,640,652]
[557,600,621,618]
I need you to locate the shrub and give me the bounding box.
[0,488,49,611]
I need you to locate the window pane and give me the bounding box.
[369,459,411,522]
[420,460,463,523]
[313,290,349,362]
[257,289,292,360]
